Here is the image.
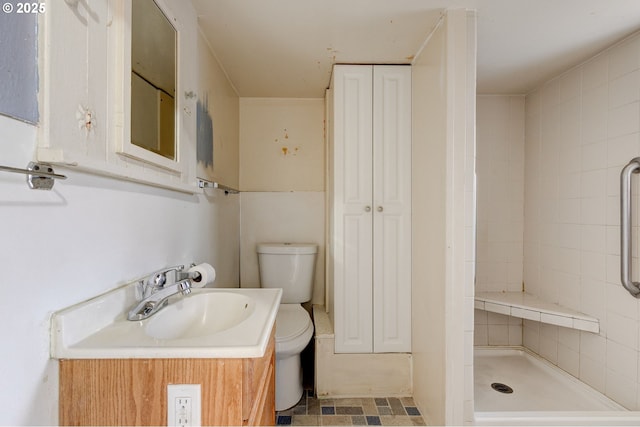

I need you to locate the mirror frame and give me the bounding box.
[114,0,184,174]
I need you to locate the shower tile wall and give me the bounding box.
[524,32,640,410]
[475,95,525,346]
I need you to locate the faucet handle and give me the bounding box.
[144,265,185,289]
[146,272,166,288]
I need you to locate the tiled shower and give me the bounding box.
[476,31,640,410]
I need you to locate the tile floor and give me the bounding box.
[276,391,427,426]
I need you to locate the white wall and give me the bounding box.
[0,114,240,425]
[239,98,324,192]
[197,30,240,188]
[523,31,640,410]
[411,18,448,425]
[0,3,241,423]
[238,98,325,304]
[476,96,525,294]
[475,95,525,346]
[240,191,325,305]
[411,9,476,425]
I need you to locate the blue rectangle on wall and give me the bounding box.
[0,5,39,124]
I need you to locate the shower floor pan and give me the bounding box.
[474,346,640,426]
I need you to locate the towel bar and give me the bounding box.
[620,157,640,297]
[0,161,67,190]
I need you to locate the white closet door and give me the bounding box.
[372,66,412,352]
[333,65,374,353]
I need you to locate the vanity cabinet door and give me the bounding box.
[242,330,275,426]
[59,358,243,425]
[59,332,275,426]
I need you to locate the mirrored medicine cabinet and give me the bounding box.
[37,0,198,193]
[120,0,180,171]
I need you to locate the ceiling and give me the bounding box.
[193,0,640,97]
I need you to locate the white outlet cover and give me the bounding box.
[167,384,201,427]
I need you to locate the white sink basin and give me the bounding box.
[145,292,255,340]
[51,287,282,359]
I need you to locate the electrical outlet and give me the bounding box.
[176,396,192,426]
[167,384,201,427]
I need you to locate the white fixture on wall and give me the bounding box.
[329,64,412,354]
[36,0,199,193]
[167,384,201,427]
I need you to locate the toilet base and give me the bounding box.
[275,353,303,411]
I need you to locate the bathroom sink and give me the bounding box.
[145,291,255,340]
[50,287,282,359]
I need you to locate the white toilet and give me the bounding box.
[257,242,317,411]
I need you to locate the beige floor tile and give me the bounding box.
[380,415,412,426]
[335,406,364,415]
[320,415,352,425]
[335,397,364,406]
[352,415,367,425]
[292,414,320,425]
[377,406,392,415]
[292,400,308,415]
[400,396,416,407]
[374,397,389,406]
[410,416,427,426]
[361,398,379,415]
[307,397,321,415]
[387,397,406,415]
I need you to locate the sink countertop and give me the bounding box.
[51,286,282,359]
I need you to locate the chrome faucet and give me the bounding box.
[140,265,184,298]
[127,265,196,321]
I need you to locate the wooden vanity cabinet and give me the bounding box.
[59,330,275,426]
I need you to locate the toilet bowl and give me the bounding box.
[257,242,317,411]
[274,304,314,410]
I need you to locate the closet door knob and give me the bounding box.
[364,206,371,212]
[377,206,384,212]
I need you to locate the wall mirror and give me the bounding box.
[117,0,183,174]
[131,0,176,161]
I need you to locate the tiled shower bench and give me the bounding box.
[475,291,599,333]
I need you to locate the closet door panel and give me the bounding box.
[336,214,373,352]
[333,65,374,353]
[372,66,412,352]
[335,66,373,208]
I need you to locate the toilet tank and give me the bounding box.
[257,243,318,303]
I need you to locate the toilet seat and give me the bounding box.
[276,304,311,341]
[275,304,313,357]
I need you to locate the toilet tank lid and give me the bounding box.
[257,243,318,255]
